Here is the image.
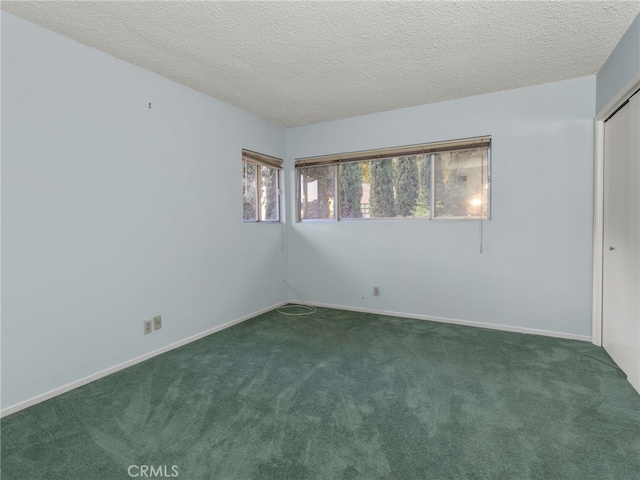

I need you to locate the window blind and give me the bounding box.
[242,149,283,169]
[295,136,491,168]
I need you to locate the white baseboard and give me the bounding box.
[0,302,287,419]
[2,300,591,418]
[299,301,592,343]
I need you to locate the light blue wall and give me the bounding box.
[1,10,602,412]
[596,13,640,114]
[287,77,596,338]
[1,13,287,410]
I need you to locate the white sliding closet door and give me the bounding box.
[602,92,640,393]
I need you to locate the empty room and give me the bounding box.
[2,1,640,479]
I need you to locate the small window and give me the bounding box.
[295,137,490,221]
[299,165,337,220]
[434,149,489,218]
[242,149,282,222]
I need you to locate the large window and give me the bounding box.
[296,137,490,221]
[242,149,282,222]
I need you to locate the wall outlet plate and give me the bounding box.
[144,320,152,335]
[373,286,380,296]
[154,315,162,330]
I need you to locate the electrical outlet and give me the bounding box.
[153,315,162,330]
[373,286,380,296]
[143,320,152,335]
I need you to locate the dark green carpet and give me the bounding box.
[2,307,639,479]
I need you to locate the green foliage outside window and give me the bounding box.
[297,144,489,221]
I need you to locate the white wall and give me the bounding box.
[287,77,596,339]
[1,13,287,411]
[596,13,640,114]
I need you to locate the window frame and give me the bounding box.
[295,137,491,222]
[242,149,283,223]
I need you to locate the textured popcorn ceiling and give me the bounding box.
[3,1,640,127]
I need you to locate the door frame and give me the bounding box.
[592,74,640,346]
